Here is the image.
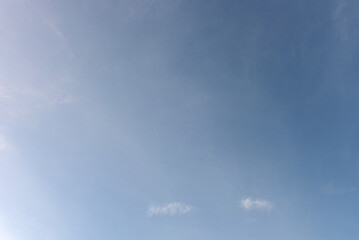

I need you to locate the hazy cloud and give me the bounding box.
[0,216,18,240]
[147,202,193,216]
[0,134,13,152]
[333,0,359,41]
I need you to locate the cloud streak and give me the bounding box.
[147,202,193,216]
[240,198,272,211]
[38,12,67,42]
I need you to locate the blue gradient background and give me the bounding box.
[0,0,358,239]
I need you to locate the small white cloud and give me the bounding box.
[240,197,272,211]
[147,202,193,216]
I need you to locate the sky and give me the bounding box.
[0,0,359,239]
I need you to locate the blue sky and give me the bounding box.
[0,0,359,239]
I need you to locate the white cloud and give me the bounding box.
[147,202,193,216]
[240,197,272,211]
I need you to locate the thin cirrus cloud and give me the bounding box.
[147,202,193,216]
[240,197,273,211]
[0,77,74,156]
[0,77,74,121]
[0,134,13,152]
[322,184,356,195]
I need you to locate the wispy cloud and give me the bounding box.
[17,0,67,42]
[147,202,193,216]
[322,184,356,195]
[333,0,349,40]
[240,197,273,211]
[0,76,74,122]
[0,76,74,153]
